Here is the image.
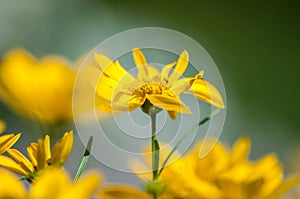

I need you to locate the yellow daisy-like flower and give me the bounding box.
[0,133,21,155]
[0,48,76,124]
[0,131,73,178]
[0,169,101,199]
[103,138,299,199]
[0,119,6,134]
[95,48,224,119]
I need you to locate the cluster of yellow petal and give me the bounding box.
[99,138,300,199]
[159,138,300,199]
[95,48,224,119]
[0,49,76,124]
[0,169,101,199]
[0,131,73,178]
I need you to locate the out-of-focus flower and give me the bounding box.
[0,48,76,124]
[0,119,5,134]
[0,131,73,179]
[0,169,26,199]
[0,169,101,199]
[129,138,300,199]
[99,186,152,199]
[0,133,21,155]
[94,48,224,119]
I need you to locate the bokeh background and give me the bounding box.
[0,0,299,195]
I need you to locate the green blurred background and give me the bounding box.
[0,0,299,188]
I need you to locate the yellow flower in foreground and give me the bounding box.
[0,133,21,155]
[95,48,224,119]
[0,119,6,134]
[119,138,299,199]
[0,131,73,178]
[0,169,101,199]
[0,48,76,124]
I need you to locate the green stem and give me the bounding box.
[73,136,93,184]
[151,113,160,180]
[148,105,162,199]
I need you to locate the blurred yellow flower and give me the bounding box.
[0,131,73,179]
[0,133,21,155]
[0,119,5,134]
[129,138,300,199]
[95,48,224,119]
[0,48,76,124]
[0,169,101,199]
[99,186,152,199]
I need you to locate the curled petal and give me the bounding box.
[187,79,225,109]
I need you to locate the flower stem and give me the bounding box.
[73,136,93,184]
[151,113,160,180]
[149,107,161,199]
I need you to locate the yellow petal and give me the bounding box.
[51,131,73,166]
[99,186,151,199]
[170,77,194,95]
[94,53,134,82]
[29,169,70,199]
[187,79,225,109]
[136,65,161,83]
[94,54,135,102]
[268,177,300,199]
[146,93,191,114]
[132,48,147,67]
[0,133,21,154]
[37,135,51,170]
[60,171,101,199]
[160,62,176,86]
[0,170,26,198]
[167,111,178,119]
[168,50,189,85]
[27,142,38,168]
[231,137,250,163]
[0,155,28,176]
[7,148,34,173]
[132,48,161,83]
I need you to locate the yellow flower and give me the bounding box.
[0,131,73,178]
[0,169,101,199]
[99,186,152,199]
[0,133,21,155]
[118,138,299,199]
[95,48,224,119]
[0,48,76,124]
[0,119,6,134]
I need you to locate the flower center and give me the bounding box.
[138,83,166,95]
